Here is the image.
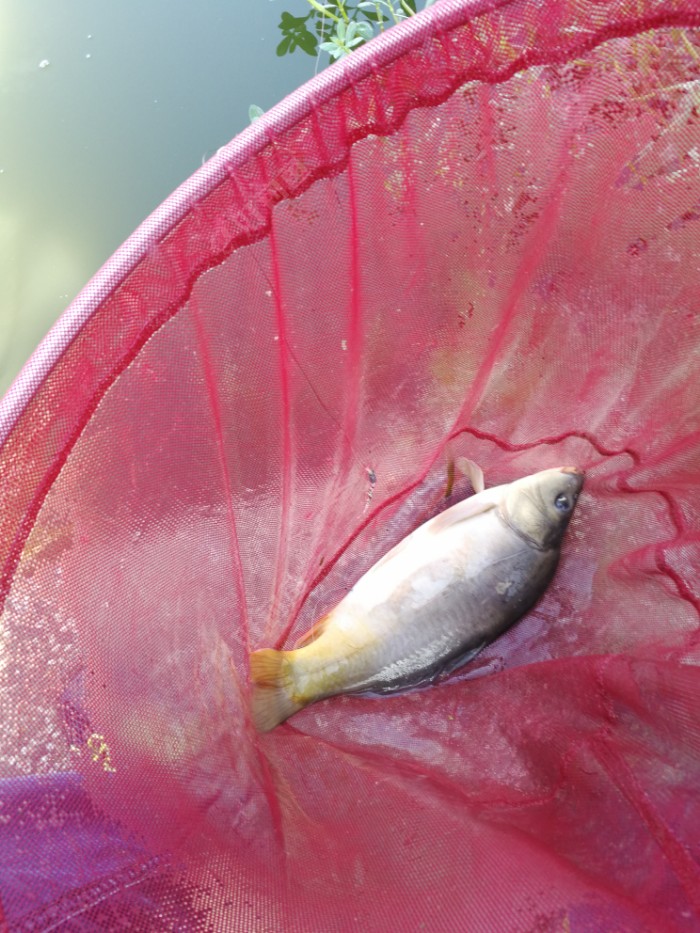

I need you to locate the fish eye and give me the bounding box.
[554,493,571,512]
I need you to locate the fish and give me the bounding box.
[250,465,584,732]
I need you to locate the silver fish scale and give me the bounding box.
[303,511,559,699]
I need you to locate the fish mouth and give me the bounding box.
[560,466,585,495]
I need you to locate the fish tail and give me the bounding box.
[249,648,305,732]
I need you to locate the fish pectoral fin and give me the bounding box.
[435,641,488,680]
[250,648,305,732]
[455,457,485,493]
[293,612,332,649]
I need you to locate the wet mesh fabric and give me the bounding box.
[2,0,700,929]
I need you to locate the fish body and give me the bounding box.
[251,466,584,731]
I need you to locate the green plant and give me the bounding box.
[249,0,435,123]
[276,0,423,63]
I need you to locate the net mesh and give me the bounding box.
[2,0,700,929]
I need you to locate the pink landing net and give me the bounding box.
[2,1,700,929]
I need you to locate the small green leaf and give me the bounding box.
[278,10,319,57]
[276,35,293,56]
[355,21,374,40]
[359,5,388,24]
[298,29,318,55]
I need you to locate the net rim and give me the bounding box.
[0,0,488,447]
[3,0,698,447]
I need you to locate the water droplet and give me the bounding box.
[87,34,93,39]
[341,339,348,350]
[85,53,91,60]
[38,59,50,69]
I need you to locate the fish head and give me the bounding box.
[499,467,584,551]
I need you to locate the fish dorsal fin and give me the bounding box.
[429,489,500,534]
[366,484,502,579]
[364,535,413,576]
[294,612,332,649]
[455,457,485,493]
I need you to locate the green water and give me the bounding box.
[0,0,316,396]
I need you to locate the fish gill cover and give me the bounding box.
[1,0,700,929]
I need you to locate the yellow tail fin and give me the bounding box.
[249,649,305,732]
[250,648,287,687]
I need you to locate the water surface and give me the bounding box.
[0,0,316,394]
